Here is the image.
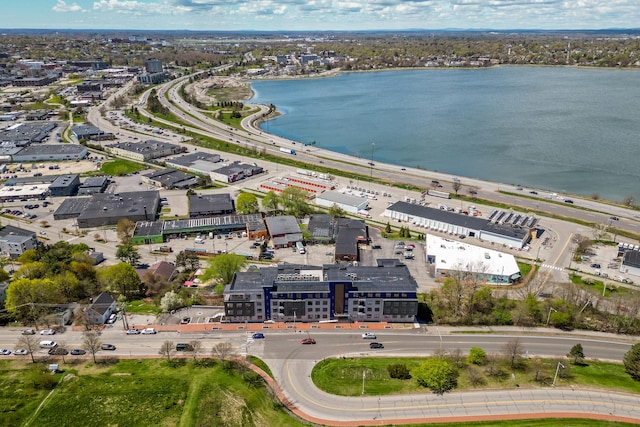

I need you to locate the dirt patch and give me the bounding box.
[186,76,253,105]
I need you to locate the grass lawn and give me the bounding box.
[0,358,306,427]
[125,299,161,315]
[100,159,145,176]
[312,357,640,396]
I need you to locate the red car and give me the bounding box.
[301,338,316,345]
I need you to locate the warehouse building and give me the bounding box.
[0,184,49,202]
[0,122,57,145]
[315,191,369,214]
[384,201,532,249]
[165,152,221,175]
[223,259,418,323]
[209,161,263,183]
[189,194,235,218]
[334,218,368,263]
[143,169,200,189]
[78,176,109,195]
[106,140,184,161]
[12,144,87,162]
[71,125,114,141]
[49,174,80,197]
[620,249,640,278]
[264,216,302,248]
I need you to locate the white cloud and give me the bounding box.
[52,0,85,12]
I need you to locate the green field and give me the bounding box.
[0,358,305,427]
[100,159,145,176]
[312,356,640,397]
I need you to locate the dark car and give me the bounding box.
[529,190,538,195]
[301,338,316,345]
[610,216,619,221]
[70,349,86,355]
[48,347,69,355]
[371,244,382,249]
[591,263,601,269]
[564,199,574,204]
[252,333,265,339]
[369,342,384,349]
[101,344,116,351]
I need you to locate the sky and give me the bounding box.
[4,0,640,32]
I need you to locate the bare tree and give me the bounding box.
[82,331,102,363]
[188,340,202,360]
[212,341,234,362]
[502,337,524,368]
[452,180,461,195]
[159,341,175,361]
[623,195,635,207]
[16,334,39,363]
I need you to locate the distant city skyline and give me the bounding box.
[4,0,640,32]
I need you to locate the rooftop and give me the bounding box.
[77,191,159,221]
[189,193,234,214]
[15,144,87,156]
[109,140,180,153]
[265,215,301,236]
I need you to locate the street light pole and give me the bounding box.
[546,307,557,326]
[362,370,366,395]
[553,362,565,386]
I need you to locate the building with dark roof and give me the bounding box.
[384,201,533,248]
[165,152,221,174]
[12,144,87,162]
[224,260,418,323]
[106,140,183,161]
[49,174,80,197]
[209,161,263,183]
[189,194,235,218]
[264,216,302,248]
[143,169,199,189]
[71,125,114,141]
[621,250,640,278]
[86,292,117,325]
[307,214,336,243]
[131,221,164,245]
[52,191,159,228]
[78,176,109,195]
[0,225,37,257]
[0,122,56,145]
[334,218,368,262]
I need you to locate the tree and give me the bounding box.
[624,343,640,381]
[160,290,182,312]
[385,222,392,233]
[82,331,102,363]
[159,341,175,361]
[96,263,141,300]
[452,180,461,195]
[567,343,585,365]
[200,253,246,285]
[328,203,346,218]
[116,218,136,244]
[261,191,280,214]
[502,337,524,368]
[212,341,234,362]
[5,278,60,325]
[623,195,635,207]
[467,347,487,365]
[116,243,141,266]
[175,251,200,271]
[188,340,202,360]
[236,193,259,214]
[16,334,39,363]
[413,358,458,394]
[280,186,311,217]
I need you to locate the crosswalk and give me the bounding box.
[540,263,563,271]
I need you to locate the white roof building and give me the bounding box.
[425,234,521,285]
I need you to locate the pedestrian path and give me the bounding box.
[540,263,563,271]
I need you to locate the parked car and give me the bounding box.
[70,349,86,355]
[0,349,11,355]
[22,329,35,335]
[591,263,601,269]
[176,343,193,351]
[48,347,69,356]
[610,216,619,221]
[564,199,574,204]
[101,344,116,351]
[301,338,316,345]
[362,332,377,339]
[40,329,55,335]
[39,340,57,348]
[106,313,117,324]
[13,348,28,355]
[251,333,265,339]
[126,328,141,335]
[369,342,384,349]
[141,328,157,335]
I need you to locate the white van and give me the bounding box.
[194,236,205,244]
[296,241,305,254]
[39,340,57,348]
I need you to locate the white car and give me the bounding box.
[141,328,157,335]
[0,349,11,355]
[13,349,28,355]
[126,328,141,335]
[362,332,377,339]
[40,329,56,335]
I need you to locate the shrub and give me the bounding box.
[387,363,412,380]
[467,347,487,365]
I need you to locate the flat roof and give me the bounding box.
[162,213,265,233]
[0,183,50,198]
[108,140,180,153]
[0,225,35,238]
[426,233,520,277]
[166,152,221,173]
[77,190,159,221]
[189,193,234,214]
[81,176,108,187]
[265,215,301,236]
[50,174,79,188]
[54,197,91,217]
[133,221,164,238]
[0,122,56,143]
[387,201,487,230]
[15,144,86,156]
[316,190,369,208]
